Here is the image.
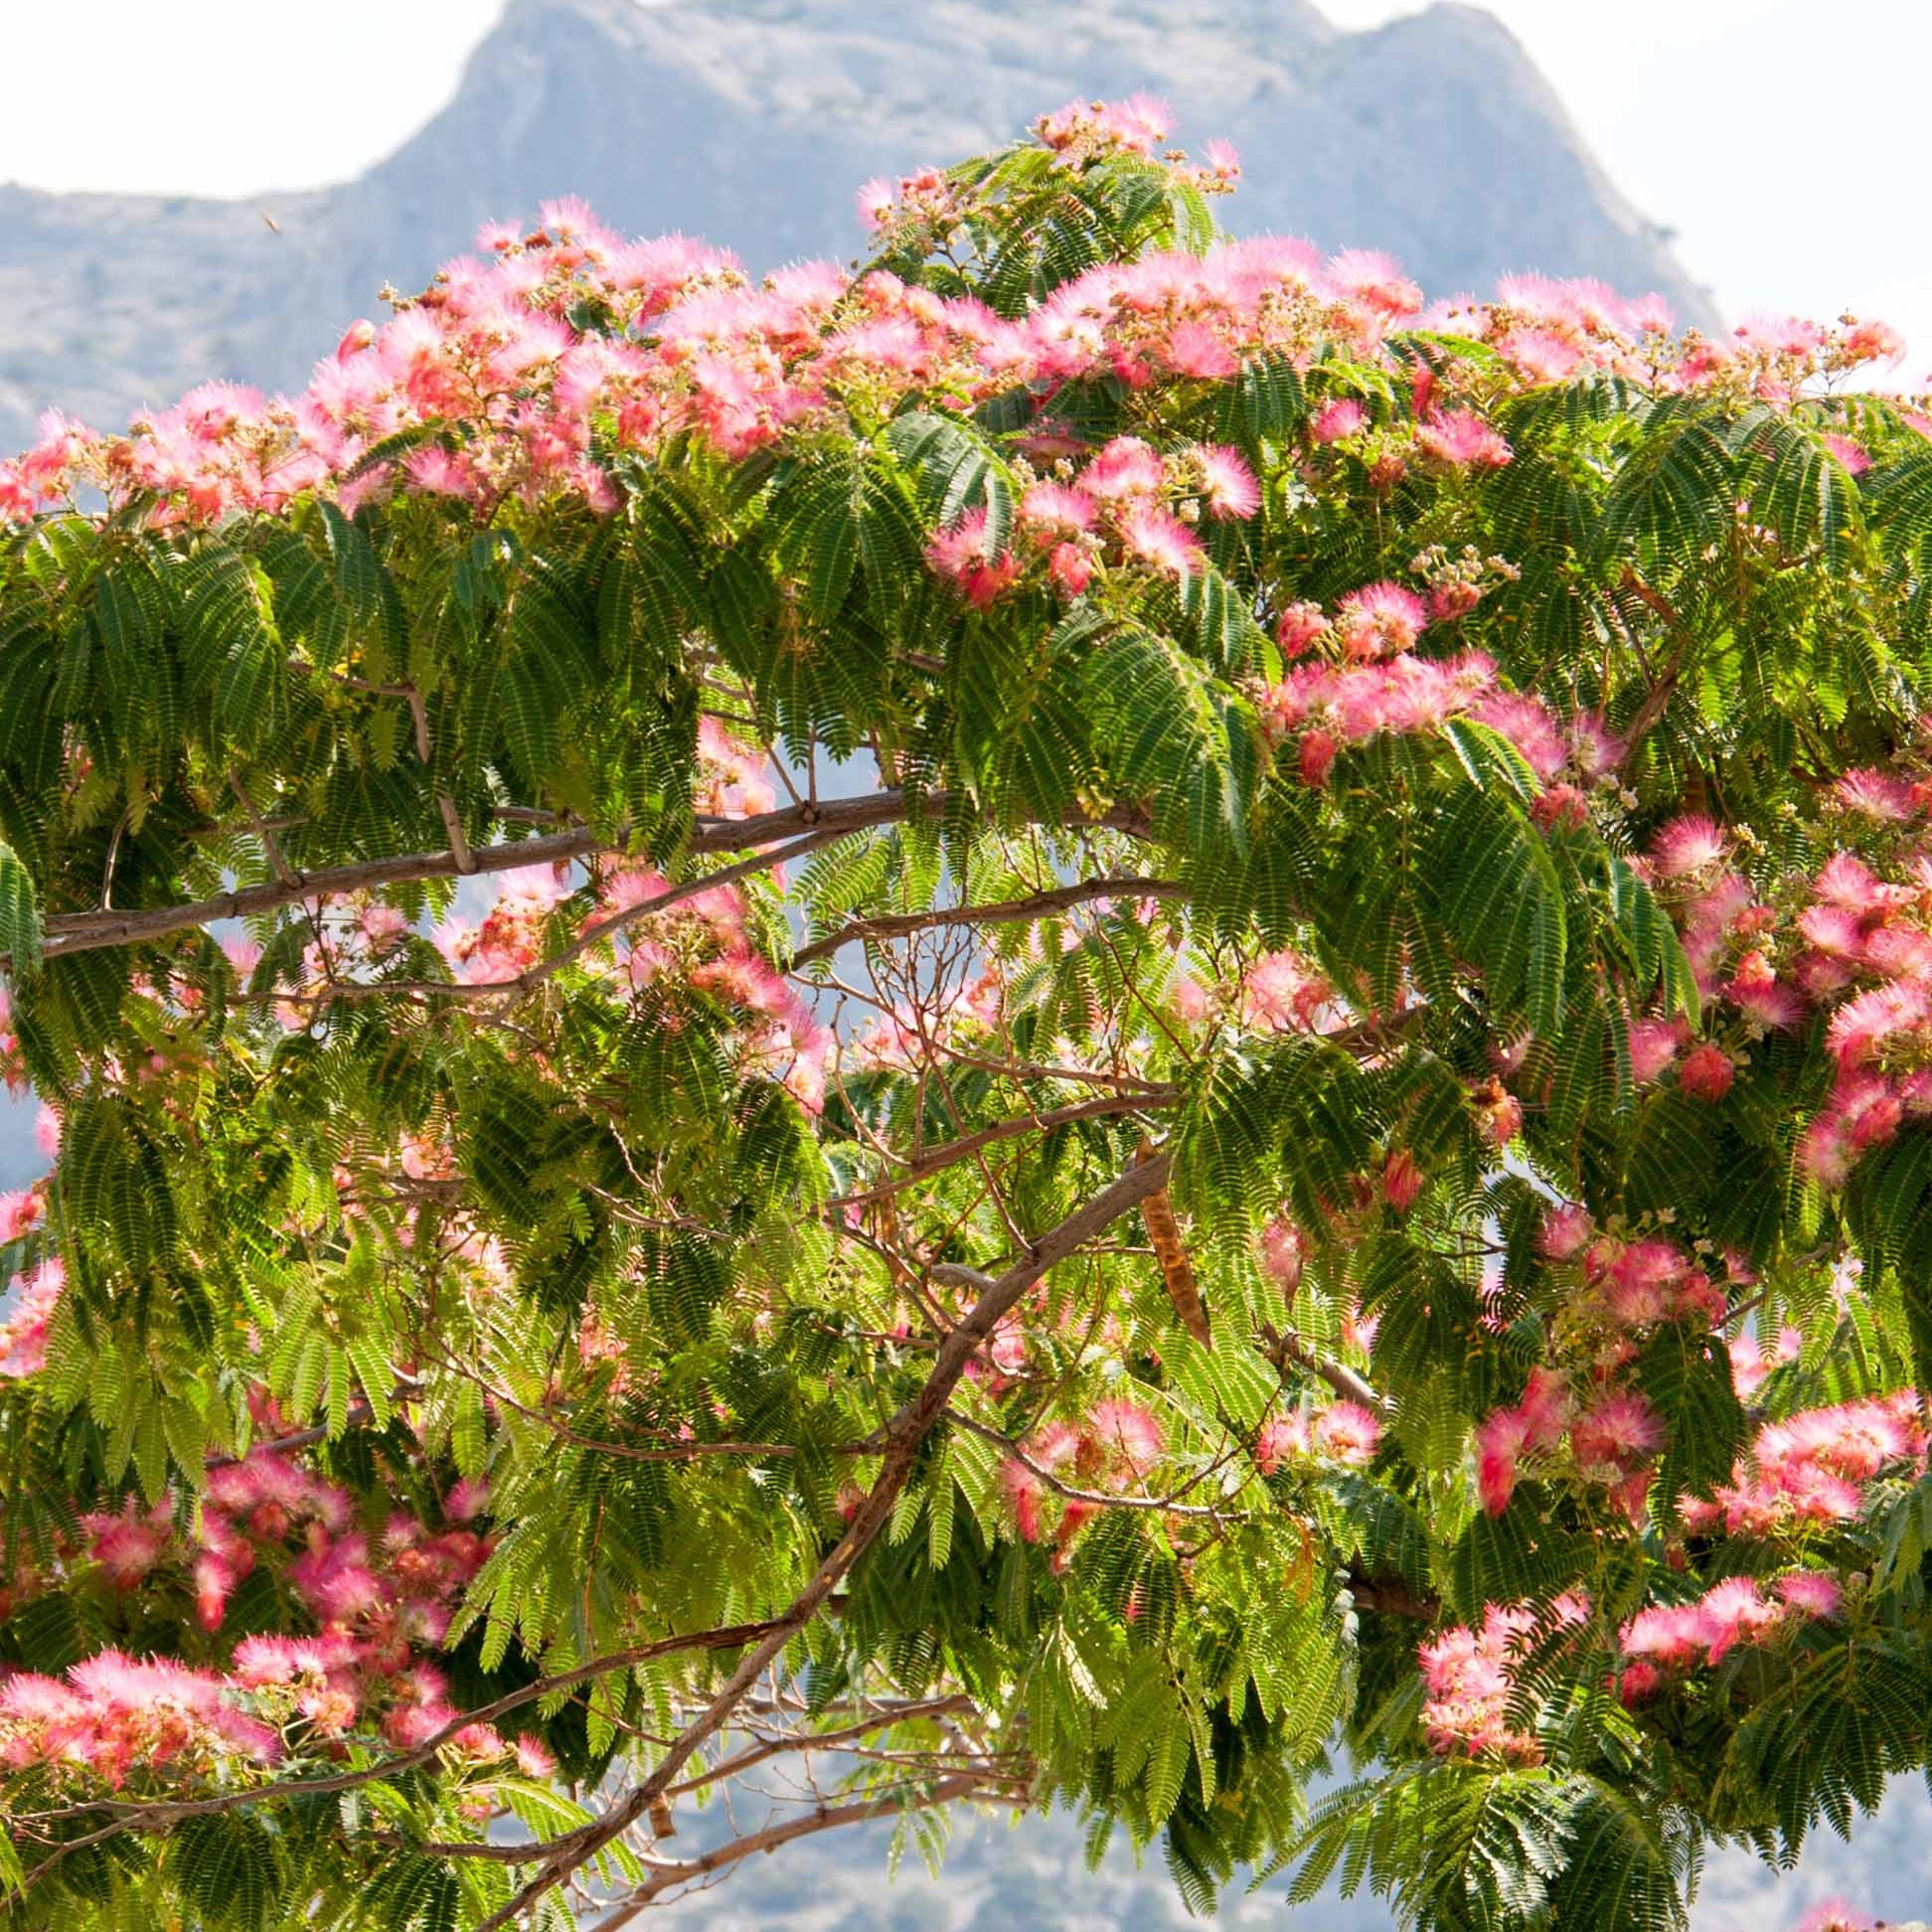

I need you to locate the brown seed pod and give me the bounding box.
[1137,1137,1209,1346]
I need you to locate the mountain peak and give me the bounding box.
[0,0,1710,450]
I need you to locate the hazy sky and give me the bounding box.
[0,0,1927,363]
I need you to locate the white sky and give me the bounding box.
[0,0,1927,363]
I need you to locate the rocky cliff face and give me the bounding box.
[0,0,1711,451]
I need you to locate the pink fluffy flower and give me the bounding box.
[1117,503,1205,578]
[0,1189,42,1244]
[1327,249,1422,320]
[1253,1410,1311,1474]
[1191,443,1260,520]
[1080,436,1165,502]
[1844,318,1905,364]
[1571,1391,1663,1472]
[1018,481,1097,537]
[1417,408,1513,468]
[0,1259,64,1378]
[1090,1398,1163,1473]
[1815,851,1887,911]
[1313,1401,1382,1466]
[1164,321,1240,381]
[1679,1043,1735,1102]
[1650,815,1726,881]
[1200,138,1241,183]
[1821,435,1871,476]
[1311,399,1368,444]
[1334,581,1427,660]
[1774,1569,1843,1620]
[1694,1577,1781,1664]
[1258,1216,1305,1292]
[82,1501,174,1587]
[1626,1018,1682,1084]
[1537,1203,1594,1261]
[1274,601,1330,659]
[1469,692,1564,780]
[1475,1408,1529,1515]
[1047,543,1093,598]
[1792,1907,1873,1932]
[1381,1148,1424,1212]
[1836,766,1914,819]
[1500,328,1583,384]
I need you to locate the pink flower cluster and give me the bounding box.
[1036,93,1178,161]
[0,988,20,1094]
[0,1640,549,1796]
[1002,1396,1168,1563]
[1788,1904,1874,1932]
[1470,1208,1778,1519]
[1633,811,1932,1189]
[0,1258,65,1379]
[0,1651,280,1788]
[1616,1570,1843,1700]
[80,1448,490,1646]
[925,435,1259,606]
[1473,1367,1663,1523]
[233,1634,545,1770]
[1796,848,1932,1185]
[5,103,1903,543]
[1418,1597,1586,1761]
[0,1441,505,1791]
[1253,1399,1383,1474]
[1684,1393,1926,1536]
[1253,583,1588,795]
[1235,948,1335,1035]
[1420,1570,1841,1755]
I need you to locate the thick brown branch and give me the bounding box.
[17,791,1152,970]
[1262,1326,1387,1417]
[792,878,1183,969]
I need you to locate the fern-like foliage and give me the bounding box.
[0,91,1927,1932]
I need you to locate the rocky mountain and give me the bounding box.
[0,0,1713,452]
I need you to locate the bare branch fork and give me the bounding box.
[470,1153,1172,1931]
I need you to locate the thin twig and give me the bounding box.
[792,878,1183,969]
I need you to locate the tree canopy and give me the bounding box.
[0,93,1930,1932]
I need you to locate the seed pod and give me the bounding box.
[1137,1137,1208,1346]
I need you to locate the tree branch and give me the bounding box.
[792,878,1183,969]
[592,1771,1005,1922]
[17,791,1153,970]
[470,1155,1171,1931]
[827,1094,1167,1209]
[404,684,478,876]
[395,1696,985,1865]
[1262,1325,1388,1417]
